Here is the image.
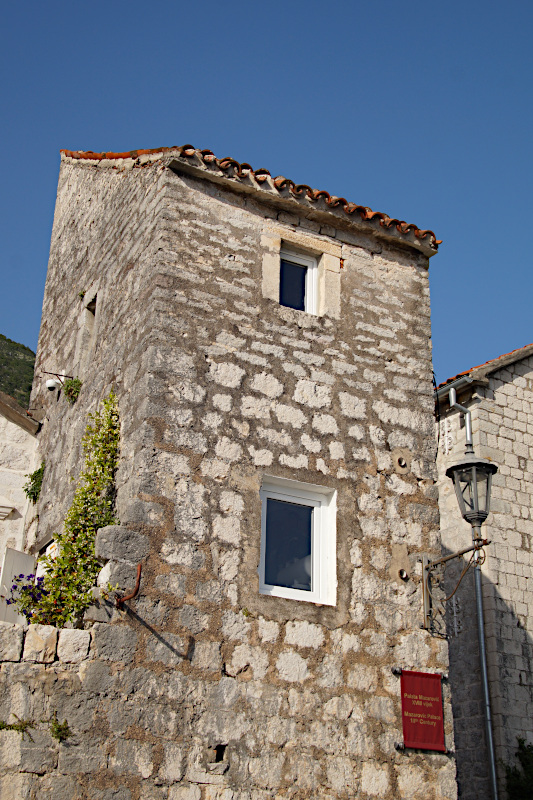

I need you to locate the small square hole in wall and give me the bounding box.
[214,744,227,763]
[279,249,317,314]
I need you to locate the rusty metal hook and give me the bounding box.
[116,564,142,609]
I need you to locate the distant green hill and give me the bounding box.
[0,334,35,408]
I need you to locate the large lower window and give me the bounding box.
[259,476,336,605]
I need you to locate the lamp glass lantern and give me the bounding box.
[445,455,498,529]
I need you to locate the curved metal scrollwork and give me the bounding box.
[422,540,489,635]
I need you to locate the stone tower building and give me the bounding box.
[437,344,533,800]
[0,145,456,799]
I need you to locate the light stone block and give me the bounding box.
[274,403,307,428]
[212,393,232,411]
[322,267,341,319]
[213,515,241,545]
[285,620,324,649]
[226,643,269,680]
[258,617,279,642]
[208,362,246,388]
[158,742,185,783]
[339,391,366,419]
[248,446,273,466]
[261,251,281,302]
[219,490,244,515]
[22,624,57,663]
[57,629,90,663]
[301,433,321,453]
[279,454,308,469]
[241,396,271,419]
[215,437,242,463]
[276,650,309,682]
[360,762,389,797]
[329,441,344,460]
[0,621,24,661]
[294,380,331,409]
[250,372,284,398]
[395,764,427,799]
[313,413,338,434]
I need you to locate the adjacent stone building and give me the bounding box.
[0,392,39,561]
[0,144,457,799]
[437,344,533,799]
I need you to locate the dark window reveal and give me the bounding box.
[265,498,312,591]
[279,259,307,311]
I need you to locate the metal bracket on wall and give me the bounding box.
[116,564,142,609]
[422,540,490,633]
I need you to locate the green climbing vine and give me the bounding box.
[63,377,83,405]
[10,392,120,627]
[23,462,45,504]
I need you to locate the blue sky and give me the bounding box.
[1,0,532,383]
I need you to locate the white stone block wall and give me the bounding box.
[437,357,533,798]
[0,412,38,560]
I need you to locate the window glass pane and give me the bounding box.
[265,498,312,591]
[280,260,306,311]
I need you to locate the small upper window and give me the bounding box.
[86,296,97,316]
[74,292,98,376]
[259,476,336,606]
[279,249,317,315]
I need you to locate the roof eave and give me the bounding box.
[0,392,39,435]
[165,154,438,259]
[469,343,533,382]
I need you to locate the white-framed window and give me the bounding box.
[259,475,336,606]
[279,248,318,315]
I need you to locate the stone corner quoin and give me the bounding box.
[0,147,456,799]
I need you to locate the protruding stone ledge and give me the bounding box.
[95,525,149,563]
[95,525,149,595]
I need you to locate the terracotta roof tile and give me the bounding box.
[438,343,533,388]
[60,144,441,251]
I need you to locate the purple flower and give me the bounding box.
[11,585,17,591]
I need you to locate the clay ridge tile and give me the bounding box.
[60,144,441,249]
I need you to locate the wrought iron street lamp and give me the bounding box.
[446,387,499,800]
[446,453,497,532]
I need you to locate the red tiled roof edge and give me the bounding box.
[438,343,533,389]
[60,145,441,251]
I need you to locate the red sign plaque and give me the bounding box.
[400,670,446,752]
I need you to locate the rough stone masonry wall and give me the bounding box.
[437,357,533,799]
[0,158,457,799]
[27,158,168,549]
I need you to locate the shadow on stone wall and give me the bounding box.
[433,548,533,800]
